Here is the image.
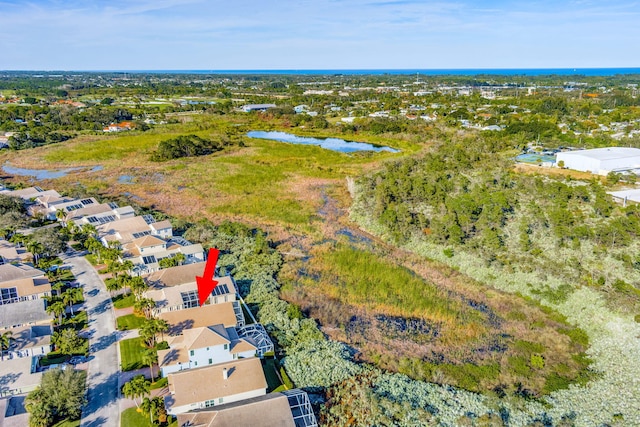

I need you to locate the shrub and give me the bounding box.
[150,134,226,161]
[530,354,545,370]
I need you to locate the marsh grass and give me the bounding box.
[1,114,408,225]
[313,245,464,326]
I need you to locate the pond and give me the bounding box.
[2,164,103,179]
[118,175,135,184]
[247,131,399,153]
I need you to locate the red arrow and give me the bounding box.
[196,248,220,306]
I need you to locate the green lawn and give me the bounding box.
[113,293,136,309]
[150,377,168,390]
[262,358,285,392]
[117,313,146,331]
[120,337,148,371]
[121,407,177,427]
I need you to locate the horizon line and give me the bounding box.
[3,66,640,72]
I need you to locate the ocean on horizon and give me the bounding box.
[100,68,640,76]
[10,68,640,77]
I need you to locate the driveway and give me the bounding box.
[63,255,120,427]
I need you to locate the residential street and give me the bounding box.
[63,254,120,427]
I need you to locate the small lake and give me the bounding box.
[2,164,103,179]
[247,131,399,153]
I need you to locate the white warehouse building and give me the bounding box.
[556,147,640,175]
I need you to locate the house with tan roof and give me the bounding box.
[165,357,267,415]
[97,216,156,246]
[0,263,44,282]
[0,264,51,328]
[122,235,204,275]
[0,356,43,397]
[157,325,257,377]
[2,324,52,359]
[144,263,237,314]
[65,202,135,226]
[146,262,211,288]
[176,393,295,427]
[149,220,173,239]
[0,239,30,264]
[176,389,318,427]
[159,302,243,335]
[0,187,59,201]
[96,215,203,273]
[30,195,99,220]
[145,276,236,315]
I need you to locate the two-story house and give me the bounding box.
[122,235,204,274]
[176,389,318,427]
[159,301,244,336]
[33,195,99,220]
[157,325,257,377]
[65,202,136,227]
[2,324,52,359]
[0,239,30,264]
[144,263,237,315]
[164,357,267,415]
[0,264,51,328]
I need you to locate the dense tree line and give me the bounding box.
[149,134,230,161]
[354,133,640,305]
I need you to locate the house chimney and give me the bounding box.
[223,367,228,380]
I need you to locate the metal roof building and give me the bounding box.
[556,147,640,175]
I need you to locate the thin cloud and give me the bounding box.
[0,0,638,69]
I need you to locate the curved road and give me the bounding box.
[63,255,120,427]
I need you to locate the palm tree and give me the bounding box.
[134,298,156,319]
[26,240,45,264]
[141,396,164,424]
[174,252,186,266]
[55,209,66,225]
[45,300,66,324]
[129,276,148,299]
[9,232,27,247]
[120,260,135,275]
[51,281,65,297]
[82,223,97,238]
[141,347,158,382]
[62,288,83,316]
[0,331,13,361]
[104,277,123,296]
[0,225,16,240]
[139,319,159,348]
[122,375,150,409]
[153,318,169,343]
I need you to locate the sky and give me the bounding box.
[0,0,638,70]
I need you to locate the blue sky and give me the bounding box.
[0,0,638,70]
